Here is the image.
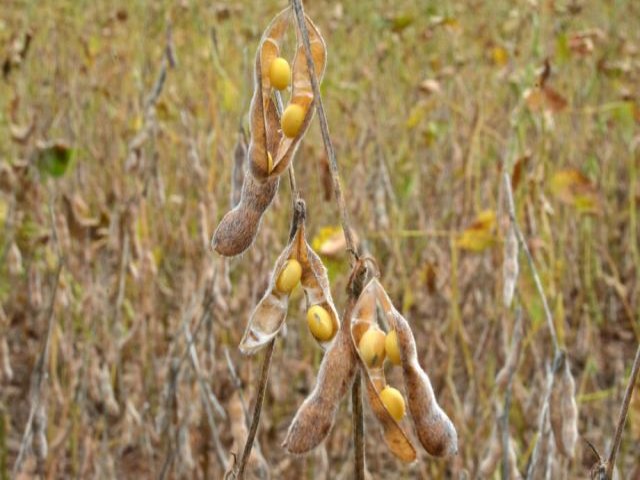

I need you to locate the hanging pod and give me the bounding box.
[239,200,340,354]
[350,281,417,463]
[212,8,327,257]
[355,278,458,458]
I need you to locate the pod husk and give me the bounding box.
[283,295,358,454]
[239,203,340,354]
[350,284,417,463]
[360,278,458,458]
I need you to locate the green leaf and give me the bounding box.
[36,142,74,178]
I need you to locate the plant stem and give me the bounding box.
[606,343,640,479]
[291,0,358,262]
[352,371,365,480]
[237,339,275,479]
[502,173,559,354]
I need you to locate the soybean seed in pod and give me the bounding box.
[275,259,302,294]
[358,328,386,368]
[269,57,291,91]
[380,386,406,422]
[307,305,335,342]
[281,104,305,138]
[385,330,402,366]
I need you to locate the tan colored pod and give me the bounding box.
[239,201,340,353]
[362,367,416,463]
[393,310,458,457]
[549,352,578,457]
[283,297,358,454]
[350,285,417,463]
[211,173,279,257]
[247,8,327,182]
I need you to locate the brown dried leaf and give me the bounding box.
[549,353,579,457]
[283,297,358,454]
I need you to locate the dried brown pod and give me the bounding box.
[212,8,327,257]
[350,287,417,463]
[211,173,279,257]
[282,294,358,454]
[549,352,579,457]
[249,9,327,180]
[359,279,458,458]
[495,311,523,391]
[239,201,340,354]
[351,278,457,458]
[393,309,458,457]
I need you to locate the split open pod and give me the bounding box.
[239,201,340,354]
[351,278,458,460]
[212,7,327,257]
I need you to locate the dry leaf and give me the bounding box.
[457,209,497,252]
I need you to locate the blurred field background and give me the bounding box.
[1,0,639,478]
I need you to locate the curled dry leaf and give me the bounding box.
[239,203,340,354]
[549,352,579,457]
[502,220,519,308]
[350,285,417,463]
[357,278,458,458]
[283,296,358,455]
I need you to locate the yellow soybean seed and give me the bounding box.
[358,328,386,368]
[276,259,302,293]
[267,152,274,173]
[385,330,401,365]
[307,305,335,341]
[281,104,305,138]
[269,57,291,90]
[380,386,406,422]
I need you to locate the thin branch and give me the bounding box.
[352,371,365,480]
[236,339,275,480]
[502,173,559,354]
[501,307,523,480]
[291,0,358,262]
[606,343,640,478]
